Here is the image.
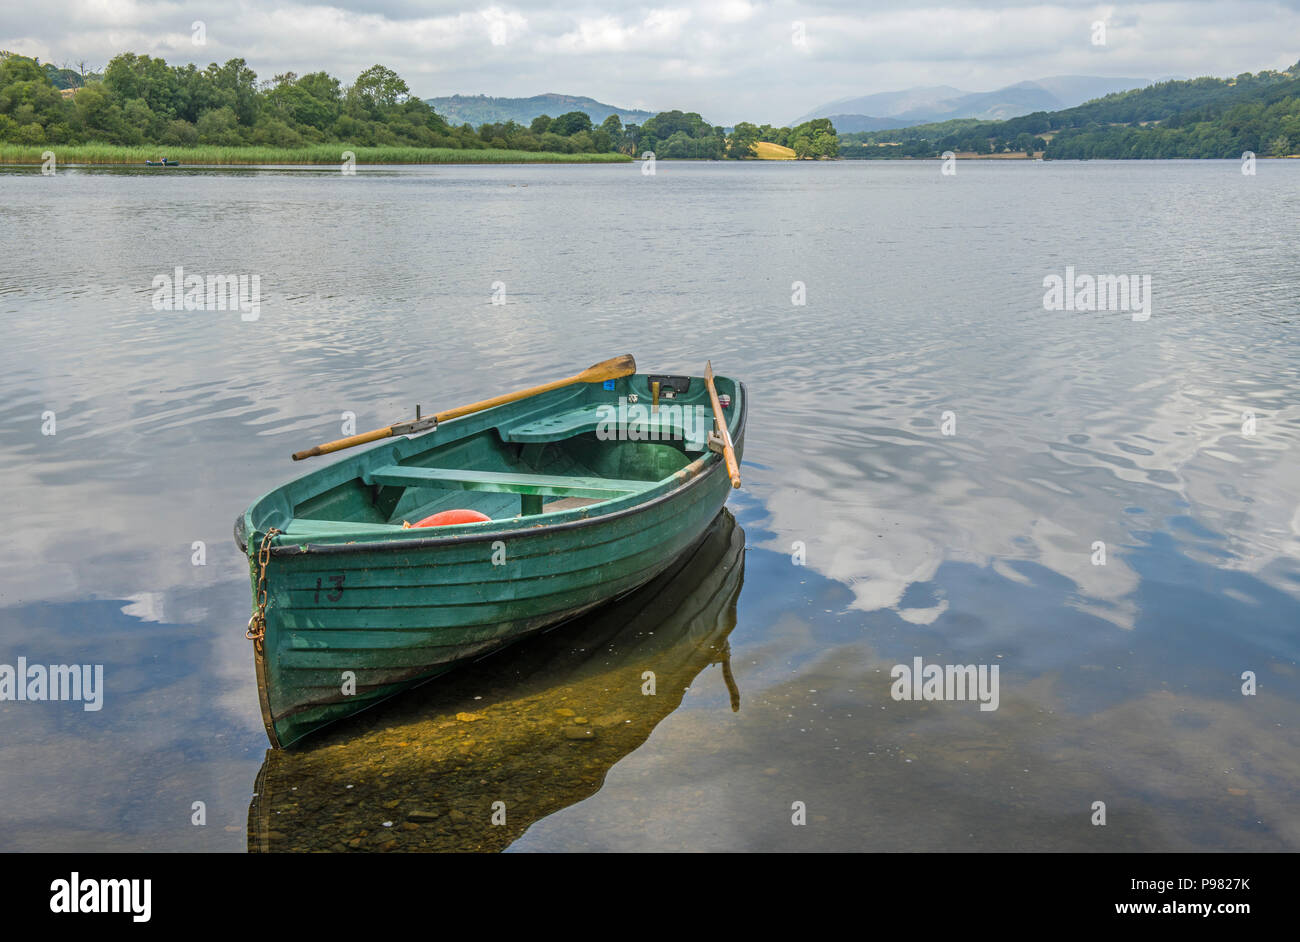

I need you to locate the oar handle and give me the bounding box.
[292,426,395,461]
[289,354,637,461]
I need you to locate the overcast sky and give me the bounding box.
[2,1,1298,125]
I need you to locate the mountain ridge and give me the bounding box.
[423,92,656,127]
[836,62,1300,159]
[797,75,1153,131]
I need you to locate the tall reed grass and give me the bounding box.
[0,144,632,165]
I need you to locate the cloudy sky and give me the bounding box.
[2,1,1298,124]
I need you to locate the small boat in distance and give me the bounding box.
[236,357,746,747]
[145,159,179,166]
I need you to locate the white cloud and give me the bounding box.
[550,8,692,53]
[482,6,528,47]
[2,1,1297,124]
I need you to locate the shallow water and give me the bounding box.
[0,160,1297,851]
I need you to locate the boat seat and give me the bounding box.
[283,518,405,536]
[365,465,653,500]
[500,404,709,451]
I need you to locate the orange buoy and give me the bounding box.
[412,509,492,528]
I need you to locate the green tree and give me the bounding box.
[728,121,760,157]
[350,64,408,114]
[196,105,243,145]
[811,129,838,157]
[206,58,259,124]
[15,121,44,144]
[0,54,71,137]
[549,110,593,136]
[103,53,180,118]
[69,82,127,139]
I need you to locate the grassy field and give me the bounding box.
[0,144,633,165]
[754,141,797,159]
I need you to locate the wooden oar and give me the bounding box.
[291,354,637,461]
[704,360,741,488]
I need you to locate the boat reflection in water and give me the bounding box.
[248,508,744,852]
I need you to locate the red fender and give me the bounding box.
[412,509,492,528]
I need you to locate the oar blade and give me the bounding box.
[577,354,637,384]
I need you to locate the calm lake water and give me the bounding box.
[1,160,1297,851]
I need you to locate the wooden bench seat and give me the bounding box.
[365,465,653,500]
[283,518,405,536]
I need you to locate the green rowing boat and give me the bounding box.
[247,508,745,851]
[236,362,746,747]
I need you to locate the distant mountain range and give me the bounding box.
[837,61,1300,160]
[426,77,1159,133]
[424,93,656,127]
[798,76,1154,132]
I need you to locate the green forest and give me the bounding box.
[5,47,1300,163]
[840,62,1300,159]
[0,50,836,161]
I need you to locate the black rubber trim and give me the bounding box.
[268,381,747,558]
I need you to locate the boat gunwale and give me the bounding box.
[263,379,747,558]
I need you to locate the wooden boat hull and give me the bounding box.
[238,370,746,747]
[247,507,745,851]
